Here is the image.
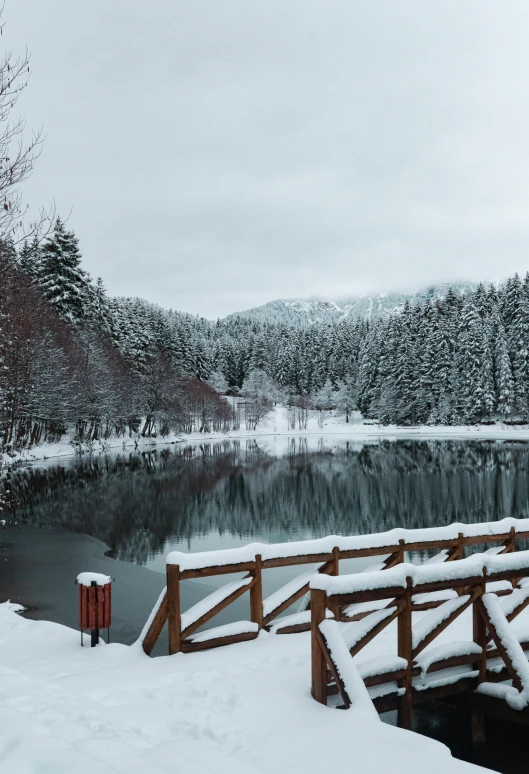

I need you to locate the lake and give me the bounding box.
[2,435,529,772]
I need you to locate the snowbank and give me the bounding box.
[0,601,486,773]
[4,405,529,467]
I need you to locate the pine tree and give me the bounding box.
[494,317,514,419]
[38,218,90,323]
[18,235,41,280]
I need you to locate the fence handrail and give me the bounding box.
[166,517,529,577]
[141,518,529,658]
[310,550,529,599]
[310,558,529,731]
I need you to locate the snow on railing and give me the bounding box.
[142,517,529,658]
[318,620,379,718]
[477,593,529,710]
[311,556,529,729]
[262,565,325,620]
[181,577,253,635]
[166,516,529,570]
[310,551,529,596]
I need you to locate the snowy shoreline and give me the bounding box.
[3,405,529,468]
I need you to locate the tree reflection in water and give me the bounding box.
[7,438,529,566]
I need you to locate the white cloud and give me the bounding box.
[8,0,529,317]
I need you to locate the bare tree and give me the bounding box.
[0,5,53,242]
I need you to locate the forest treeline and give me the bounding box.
[2,218,529,451]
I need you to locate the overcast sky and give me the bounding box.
[7,1,529,318]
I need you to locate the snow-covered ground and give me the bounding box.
[3,405,529,467]
[0,601,490,774]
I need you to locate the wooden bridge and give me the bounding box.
[140,517,529,658]
[137,517,529,742]
[310,552,529,739]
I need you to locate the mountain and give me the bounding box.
[224,282,479,326]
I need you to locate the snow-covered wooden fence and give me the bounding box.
[140,517,529,656]
[310,550,529,736]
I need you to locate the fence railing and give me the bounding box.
[139,517,529,656]
[309,550,529,731]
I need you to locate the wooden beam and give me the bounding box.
[250,555,263,629]
[181,578,255,640]
[311,588,328,705]
[181,631,258,653]
[397,577,413,730]
[317,628,351,709]
[476,597,524,692]
[180,561,255,579]
[350,602,404,658]
[142,591,168,656]
[263,560,334,626]
[262,553,333,569]
[412,589,480,659]
[167,564,181,655]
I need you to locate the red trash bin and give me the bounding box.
[76,573,113,646]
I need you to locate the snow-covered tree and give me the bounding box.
[207,370,228,394]
[38,218,91,324]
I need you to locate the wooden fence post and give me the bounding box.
[250,555,263,629]
[329,547,340,619]
[397,576,413,730]
[457,532,465,560]
[471,568,487,745]
[311,587,327,704]
[167,563,181,655]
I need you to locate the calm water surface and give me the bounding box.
[10,436,529,564]
[4,435,529,773]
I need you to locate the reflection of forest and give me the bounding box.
[8,439,529,565]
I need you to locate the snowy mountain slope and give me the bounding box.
[224,282,479,326]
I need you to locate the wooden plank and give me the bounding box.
[338,545,402,560]
[486,639,529,662]
[349,602,404,658]
[180,561,256,579]
[397,577,413,730]
[263,561,333,626]
[411,676,478,705]
[97,586,105,630]
[382,551,402,570]
[262,553,333,569]
[363,669,408,687]
[473,574,488,684]
[476,596,524,692]
[181,631,258,653]
[311,588,328,705]
[87,585,96,631]
[250,555,263,629]
[412,589,480,659]
[506,593,529,624]
[142,591,168,656]
[317,628,351,709]
[272,621,311,635]
[327,587,406,606]
[79,586,87,630]
[167,564,181,655]
[103,583,111,629]
[181,578,255,640]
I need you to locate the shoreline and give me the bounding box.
[0,525,212,652]
[3,417,529,467]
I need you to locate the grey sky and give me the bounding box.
[8,1,529,318]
